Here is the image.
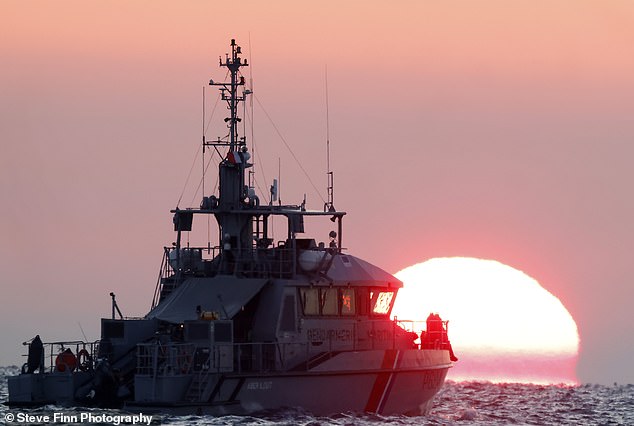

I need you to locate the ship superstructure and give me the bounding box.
[7,39,455,416]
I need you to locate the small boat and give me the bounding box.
[7,39,456,416]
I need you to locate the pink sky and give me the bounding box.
[2,1,634,384]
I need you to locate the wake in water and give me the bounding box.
[1,367,632,425]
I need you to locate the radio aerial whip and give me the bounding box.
[325,65,335,212]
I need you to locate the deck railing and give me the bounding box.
[152,244,312,308]
[395,318,452,350]
[136,317,451,378]
[136,341,298,377]
[21,339,100,374]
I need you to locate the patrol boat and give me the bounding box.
[7,39,456,416]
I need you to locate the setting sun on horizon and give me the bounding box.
[392,257,580,385]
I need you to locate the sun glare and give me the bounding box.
[392,257,580,384]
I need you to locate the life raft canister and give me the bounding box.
[55,348,78,372]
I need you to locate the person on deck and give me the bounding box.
[425,313,458,362]
[26,334,44,373]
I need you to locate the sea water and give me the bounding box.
[2,366,632,425]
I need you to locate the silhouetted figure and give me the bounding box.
[26,335,44,374]
[426,312,443,345]
[442,322,458,362]
[55,348,78,372]
[424,313,458,361]
[436,313,459,362]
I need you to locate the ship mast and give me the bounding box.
[204,39,253,269]
[166,38,347,287]
[220,38,247,152]
[206,39,249,154]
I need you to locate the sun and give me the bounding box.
[392,257,580,384]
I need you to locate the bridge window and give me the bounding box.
[371,291,395,315]
[300,288,320,315]
[340,288,356,315]
[300,287,357,316]
[321,288,338,315]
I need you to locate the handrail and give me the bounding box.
[135,320,433,378]
[395,318,451,350]
[21,339,101,374]
[154,245,303,286]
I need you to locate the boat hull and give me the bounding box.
[127,367,449,416]
[7,371,93,407]
[127,349,451,416]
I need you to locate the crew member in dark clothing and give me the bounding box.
[426,312,443,344]
[424,313,458,362]
[26,335,44,373]
[436,314,459,362]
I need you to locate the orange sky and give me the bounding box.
[2,1,634,384]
